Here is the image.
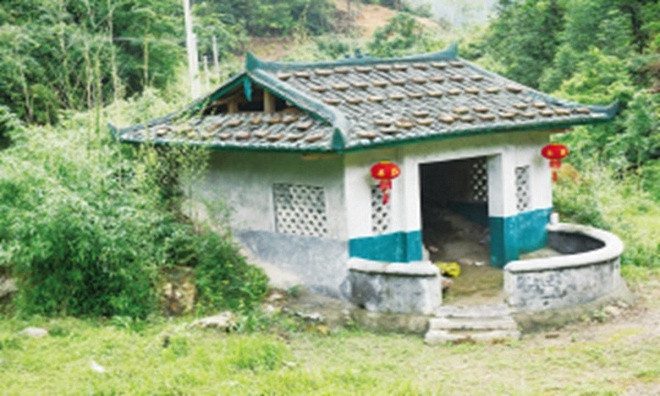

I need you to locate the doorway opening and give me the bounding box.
[419,156,503,305]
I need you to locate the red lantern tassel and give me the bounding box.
[379,180,392,204]
[550,159,561,183]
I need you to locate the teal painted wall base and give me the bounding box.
[349,208,550,266]
[349,231,423,263]
[489,208,552,267]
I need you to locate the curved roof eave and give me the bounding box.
[111,44,619,154]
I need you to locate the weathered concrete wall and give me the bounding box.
[504,223,625,311]
[194,151,349,295]
[236,230,348,297]
[196,151,346,237]
[343,259,441,315]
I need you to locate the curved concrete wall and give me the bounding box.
[504,223,625,311]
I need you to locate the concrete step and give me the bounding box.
[425,329,521,344]
[435,304,513,319]
[428,317,518,331]
[425,304,521,345]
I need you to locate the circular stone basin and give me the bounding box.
[504,223,625,311]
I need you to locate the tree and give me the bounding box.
[0,0,184,124]
[368,13,442,58]
[483,0,564,88]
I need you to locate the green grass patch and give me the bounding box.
[1,311,659,395]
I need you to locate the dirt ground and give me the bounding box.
[333,0,440,37]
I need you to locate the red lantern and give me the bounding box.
[370,161,401,204]
[541,143,569,182]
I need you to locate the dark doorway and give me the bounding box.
[419,157,502,305]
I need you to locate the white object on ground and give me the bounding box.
[20,327,48,338]
[90,360,106,373]
[191,311,237,331]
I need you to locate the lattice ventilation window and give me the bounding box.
[273,183,328,237]
[471,158,488,202]
[515,166,531,212]
[371,186,391,234]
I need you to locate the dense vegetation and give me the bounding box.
[0,96,267,318]
[476,0,658,178]
[0,0,334,317]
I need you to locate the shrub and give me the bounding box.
[0,117,169,317]
[0,98,268,318]
[194,231,269,313]
[554,163,659,269]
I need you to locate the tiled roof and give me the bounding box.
[111,46,617,153]
[118,110,335,151]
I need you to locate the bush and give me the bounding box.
[194,231,268,313]
[0,114,170,317]
[554,164,659,269]
[0,105,22,149]
[0,98,268,318]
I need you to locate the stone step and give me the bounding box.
[434,304,513,319]
[425,304,521,344]
[424,329,521,344]
[428,317,518,331]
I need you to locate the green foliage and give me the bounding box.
[478,0,659,195]
[0,96,267,317]
[0,105,22,149]
[192,231,269,313]
[483,0,564,88]
[199,0,336,38]
[368,13,443,57]
[554,49,633,105]
[315,37,352,59]
[0,117,165,317]
[192,2,247,63]
[554,164,659,269]
[620,93,660,170]
[0,1,186,124]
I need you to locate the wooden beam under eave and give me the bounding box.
[228,101,238,113]
[264,90,276,113]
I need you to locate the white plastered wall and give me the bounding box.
[343,130,554,240]
[194,151,347,239]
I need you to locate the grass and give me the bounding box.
[1,277,659,396]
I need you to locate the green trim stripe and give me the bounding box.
[489,208,552,267]
[349,231,423,263]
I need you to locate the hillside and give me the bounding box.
[248,0,445,61]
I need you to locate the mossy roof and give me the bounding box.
[110,45,617,153]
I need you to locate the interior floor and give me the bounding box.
[442,264,504,305]
[422,208,504,306]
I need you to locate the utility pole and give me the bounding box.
[183,0,200,98]
[202,55,210,92]
[212,35,220,77]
